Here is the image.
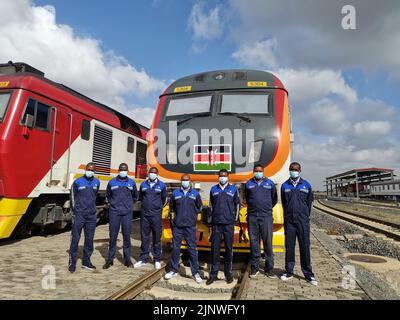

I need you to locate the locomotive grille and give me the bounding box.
[92,125,113,175]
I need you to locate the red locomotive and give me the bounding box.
[0,62,148,239]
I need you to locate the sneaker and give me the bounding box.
[249,270,259,278]
[280,273,293,281]
[226,275,234,284]
[68,265,76,273]
[165,271,178,280]
[124,261,134,268]
[134,260,146,268]
[265,271,277,279]
[154,261,162,270]
[82,263,96,270]
[206,278,215,285]
[194,273,202,284]
[103,260,113,269]
[306,276,318,286]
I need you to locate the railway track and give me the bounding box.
[107,257,251,300]
[107,263,167,300]
[314,200,400,241]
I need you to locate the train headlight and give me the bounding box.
[248,141,263,163]
[167,144,177,164]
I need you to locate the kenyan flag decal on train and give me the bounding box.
[193,145,231,172]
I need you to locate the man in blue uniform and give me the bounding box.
[68,162,100,273]
[207,169,240,285]
[135,167,168,270]
[245,164,278,278]
[164,174,203,283]
[103,163,137,269]
[280,162,318,285]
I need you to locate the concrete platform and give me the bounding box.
[242,228,370,300]
[0,221,160,300]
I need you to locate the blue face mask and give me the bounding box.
[290,171,300,179]
[181,181,190,189]
[254,172,263,180]
[149,173,158,181]
[85,170,94,178]
[119,171,128,178]
[219,176,228,185]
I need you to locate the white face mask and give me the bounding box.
[85,170,94,178]
[290,171,300,179]
[219,176,228,185]
[149,173,158,181]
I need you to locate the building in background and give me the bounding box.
[325,168,395,199]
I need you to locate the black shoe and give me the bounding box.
[206,278,215,285]
[82,263,96,270]
[226,276,234,284]
[103,260,113,269]
[265,270,277,279]
[249,270,259,278]
[124,261,134,268]
[68,265,76,273]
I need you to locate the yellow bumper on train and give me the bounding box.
[0,198,32,239]
[161,202,285,253]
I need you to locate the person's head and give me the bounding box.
[218,169,229,185]
[148,167,158,181]
[289,162,301,180]
[118,163,129,178]
[85,162,96,179]
[181,174,191,189]
[253,164,264,180]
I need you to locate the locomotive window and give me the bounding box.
[21,98,51,131]
[21,98,35,124]
[81,120,91,140]
[0,92,11,122]
[220,94,270,114]
[166,95,211,117]
[127,137,135,153]
[35,102,50,130]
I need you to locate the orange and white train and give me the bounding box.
[148,69,293,252]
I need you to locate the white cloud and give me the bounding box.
[0,0,164,124]
[188,2,223,52]
[232,39,278,69]
[353,121,391,138]
[275,68,358,104]
[293,135,400,190]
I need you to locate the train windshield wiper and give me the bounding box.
[219,112,251,123]
[177,113,209,125]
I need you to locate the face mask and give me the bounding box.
[149,173,158,181]
[254,172,263,180]
[181,181,190,189]
[119,171,128,178]
[85,170,94,178]
[219,176,228,185]
[290,171,299,179]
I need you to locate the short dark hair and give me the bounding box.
[149,166,158,172]
[218,168,228,175]
[290,162,301,169]
[119,163,128,170]
[254,164,263,170]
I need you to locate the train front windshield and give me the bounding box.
[220,94,270,115]
[166,95,211,117]
[0,92,11,122]
[165,92,271,117]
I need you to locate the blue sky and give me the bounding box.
[32,0,399,106]
[1,0,399,188]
